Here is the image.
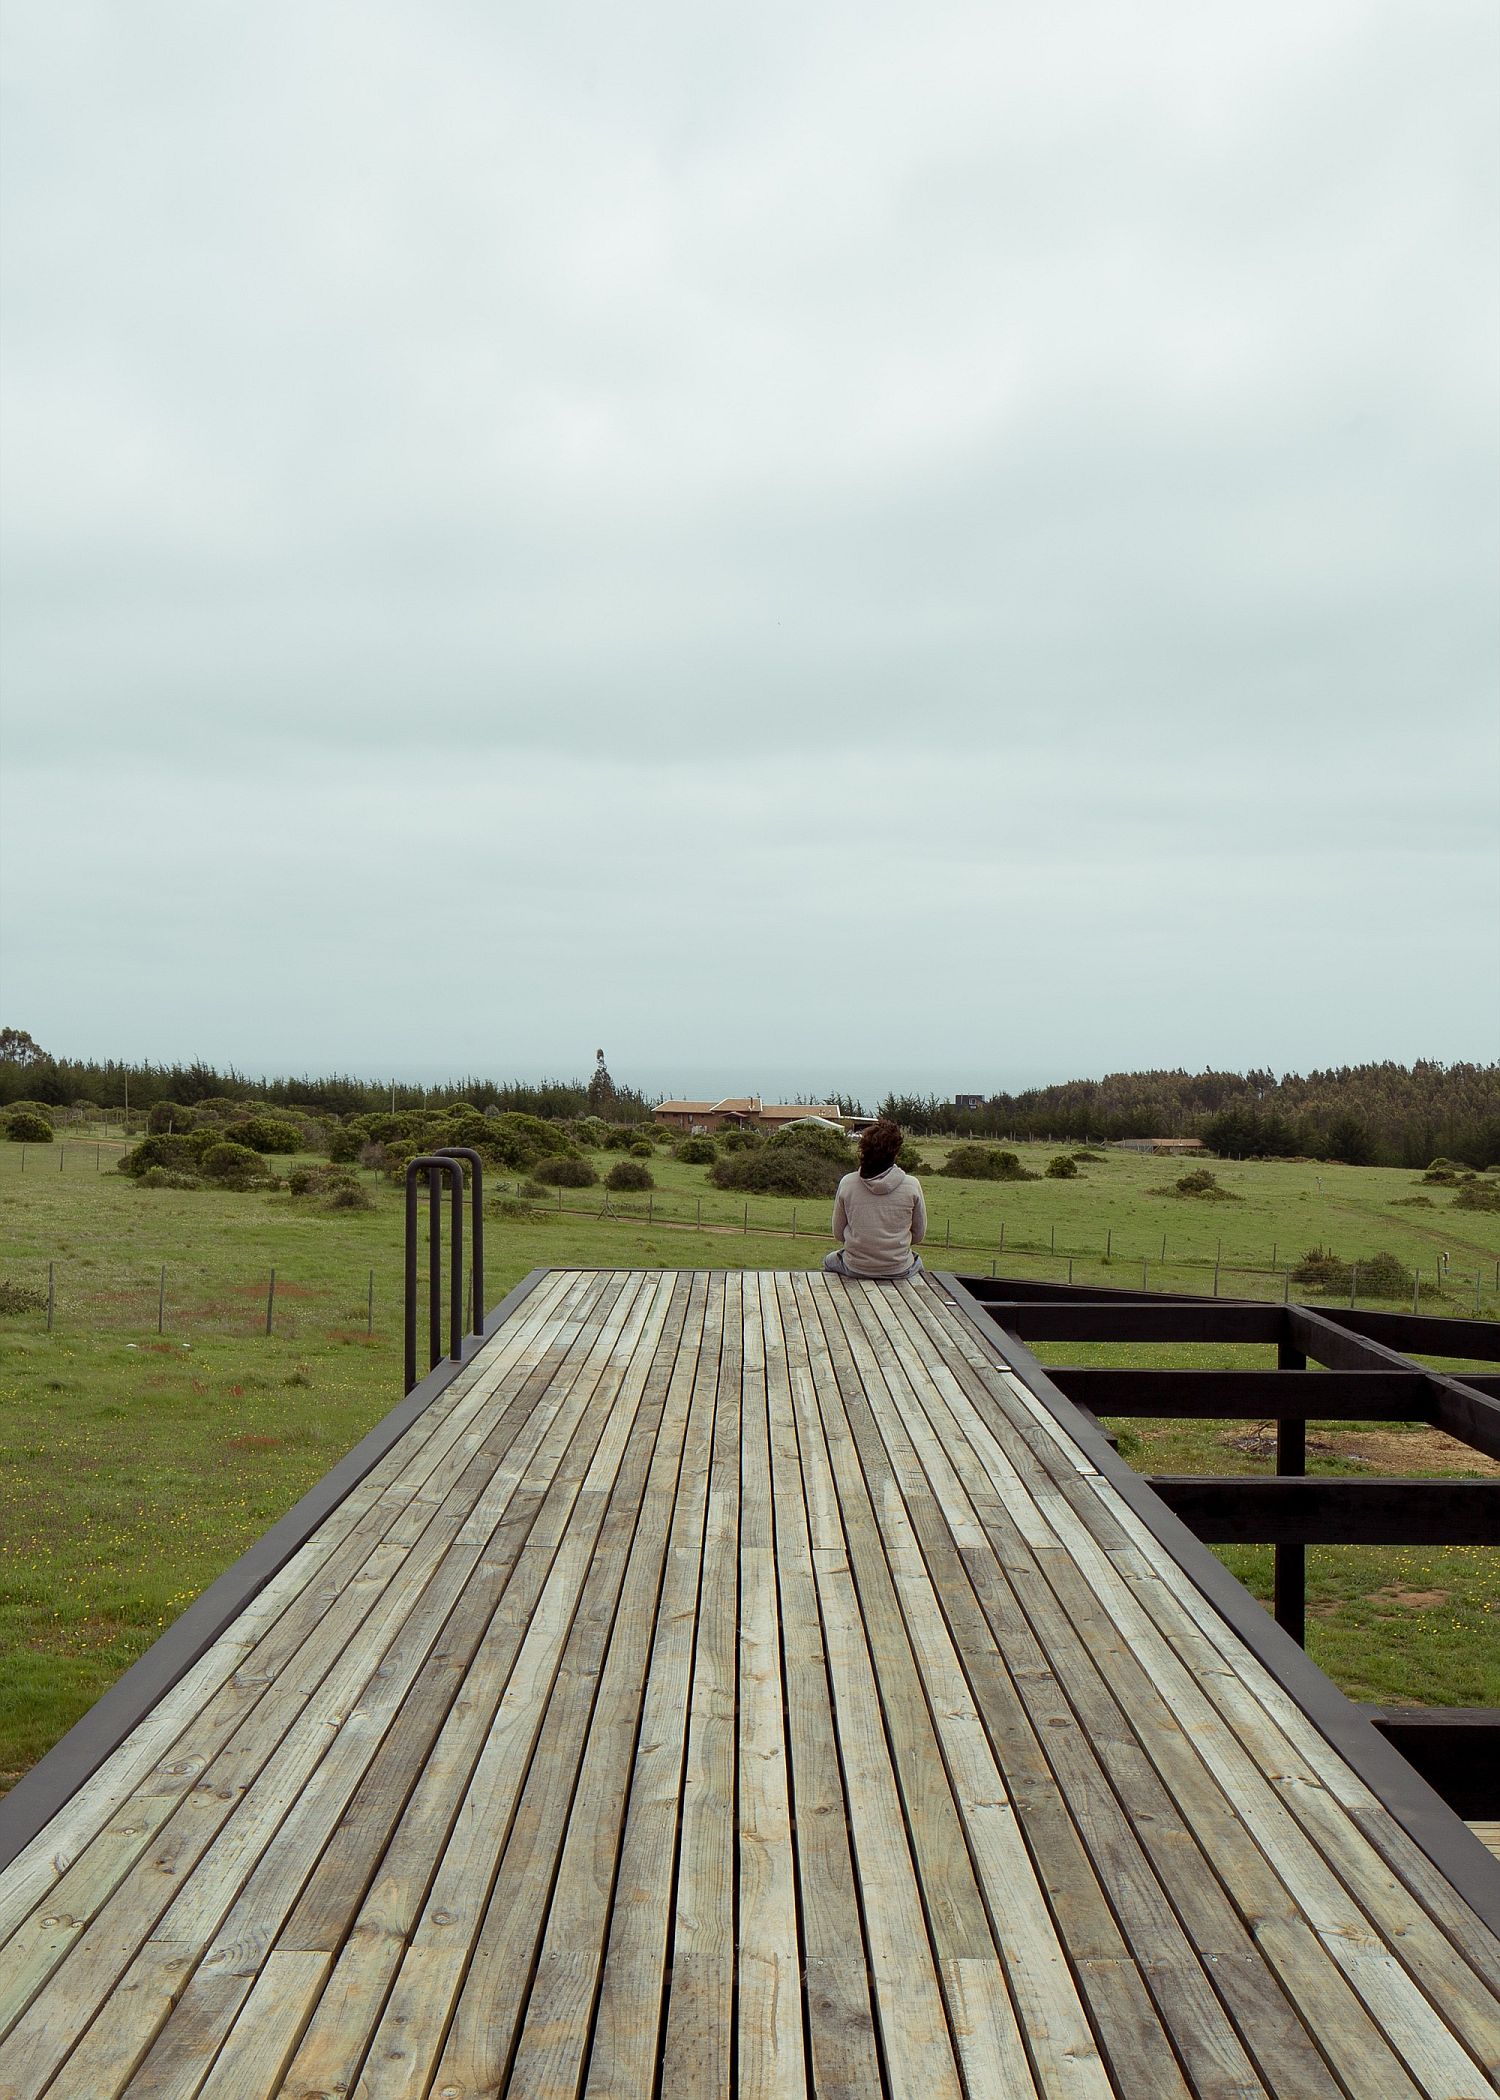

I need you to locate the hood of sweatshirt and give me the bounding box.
[856,1165,908,1195]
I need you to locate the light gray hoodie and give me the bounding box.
[830,1166,927,1278]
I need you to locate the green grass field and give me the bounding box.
[1,1132,1496,1789]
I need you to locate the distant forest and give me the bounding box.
[0,1031,1494,1168]
[880,1062,1500,1168]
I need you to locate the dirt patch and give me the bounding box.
[226,1434,281,1452]
[1369,1586,1450,1609]
[1223,1426,1347,1462]
[1333,1427,1500,1478]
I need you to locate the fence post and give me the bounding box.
[1283,1267,1291,1304]
[1160,1234,1166,1262]
[46,1261,55,1332]
[1141,1257,1148,1291]
[1050,1224,1055,1253]
[1411,1271,1419,1315]
[1349,1264,1358,1310]
[744,1203,749,1234]
[696,1198,702,1231]
[158,1265,166,1335]
[791,1208,797,1238]
[1066,1257,1073,1285]
[58,1144,64,1174]
[368,1269,375,1336]
[999,1221,1005,1251]
[1105,1228,1111,1260]
[266,1268,276,1336]
[945,1218,951,1249]
[1212,1254,1220,1296]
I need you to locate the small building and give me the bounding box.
[954,1094,985,1113]
[1115,1136,1207,1156]
[652,1096,843,1135]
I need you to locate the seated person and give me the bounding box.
[823,1119,926,1279]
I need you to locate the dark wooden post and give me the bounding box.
[1276,1336,1307,1644]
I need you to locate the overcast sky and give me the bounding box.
[2,0,1496,1105]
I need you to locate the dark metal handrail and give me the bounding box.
[404,1156,465,1393]
[433,1147,485,1336]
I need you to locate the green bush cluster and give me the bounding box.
[674,1136,718,1165]
[712,1141,844,1199]
[232,1115,304,1154]
[1045,1155,1079,1179]
[286,1162,375,1210]
[939,1146,1036,1182]
[201,1141,272,1189]
[1291,1247,1413,1297]
[4,1111,54,1143]
[605,1159,654,1192]
[533,1157,598,1188]
[1453,1181,1500,1213]
[1151,1167,1241,1201]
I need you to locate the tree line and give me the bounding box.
[879,1061,1499,1168]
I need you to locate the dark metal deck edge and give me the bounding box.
[933,1270,1500,1939]
[0,1267,552,1878]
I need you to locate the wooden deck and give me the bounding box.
[2,1267,1498,2098]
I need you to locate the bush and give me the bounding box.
[3,1099,53,1123]
[712,1142,843,1198]
[717,1127,761,1153]
[1357,1250,1415,1296]
[1392,1194,1435,1208]
[201,1141,271,1188]
[119,1134,201,1178]
[1292,1247,1350,1293]
[674,1135,718,1164]
[138,1167,204,1190]
[767,1121,852,1164]
[1293,1247,1413,1297]
[1453,1182,1500,1212]
[534,1156,598,1188]
[231,1116,304,1154]
[5,1111,54,1143]
[0,1279,48,1314]
[896,1142,924,1172]
[1152,1168,1241,1201]
[1045,1155,1079,1179]
[629,1140,654,1159]
[326,1123,365,1163]
[287,1163,374,1210]
[940,1145,1035,1182]
[606,1159,655,1192]
[1072,1148,1104,1162]
[147,1101,195,1134]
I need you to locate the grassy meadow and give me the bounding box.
[1,1129,1497,1788]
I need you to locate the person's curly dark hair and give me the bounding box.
[858,1118,903,1178]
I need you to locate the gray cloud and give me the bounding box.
[2,0,1496,1086]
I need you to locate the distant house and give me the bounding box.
[1115,1137,1206,1156]
[954,1094,985,1113]
[653,1096,843,1135]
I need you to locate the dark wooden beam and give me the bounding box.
[1363,1708,1500,1820]
[1321,1307,1500,1362]
[1146,1476,1500,1545]
[1289,1306,1500,1462]
[1047,1368,1427,1420]
[976,1300,1284,1344]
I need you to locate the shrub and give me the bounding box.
[1045,1155,1079,1179]
[767,1121,852,1164]
[1072,1148,1104,1162]
[5,1111,54,1143]
[1151,1168,1241,1202]
[896,1142,923,1172]
[1392,1194,1435,1208]
[1453,1182,1500,1212]
[534,1156,598,1188]
[675,1136,718,1164]
[3,1099,53,1123]
[717,1126,761,1152]
[231,1116,303,1154]
[138,1167,204,1190]
[326,1123,365,1163]
[940,1145,1035,1182]
[119,1134,200,1178]
[712,1142,843,1198]
[0,1279,48,1314]
[1292,1247,1350,1293]
[1356,1250,1415,1296]
[629,1140,654,1159]
[147,1101,195,1134]
[606,1159,655,1192]
[201,1141,270,1188]
[1422,1166,1462,1186]
[287,1163,374,1210]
